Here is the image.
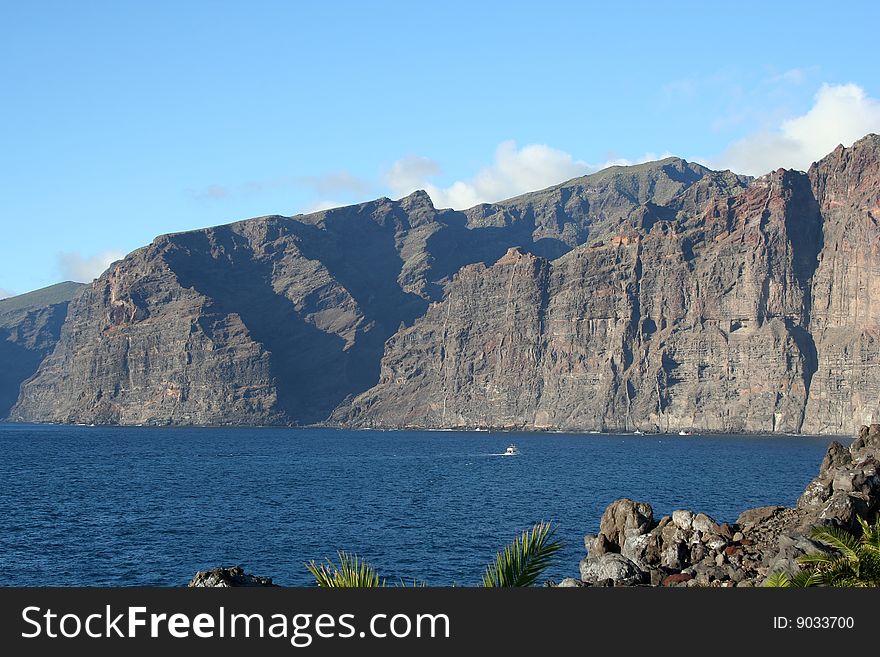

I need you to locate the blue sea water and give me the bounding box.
[0,424,842,586]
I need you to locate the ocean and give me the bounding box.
[0,424,840,586]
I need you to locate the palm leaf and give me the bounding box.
[481,521,562,587]
[859,517,880,555]
[763,569,820,587]
[809,524,861,560]
[306,551,385,588]
[762,571,791,587]
[789,569,822,587]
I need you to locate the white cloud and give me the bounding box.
[57,250,124,282]
[385,142,675,209]
[430,141,593,208]
[384,155,442,197]
[0,287,15,300]
[298,200,345,214]
[715,83,880,175]
[386,142,593,209]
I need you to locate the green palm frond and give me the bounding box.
[790,569,822,587]
[481,521,562,587]
[763,571,791,587]
[809,524,861,560]
[796,516,880,587]
[763,569,821,587]
[798,552,852,568]
[858,517,880,554]
[306,551,386,588]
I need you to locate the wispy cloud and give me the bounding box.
[188,184,230,201]
[293,171,373,197]
[661,66,818,134]
[386,142,672,210]
[713,83,880,175]
[189,170,373,203]
[57,250,124,283]
[0,287,15,300]
[298,199,347,214]
[386,141,591,209]
[384,155,442,196]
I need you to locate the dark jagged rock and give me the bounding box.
[187,566,276,587]
[573,425,880,587]
[9,136,880,432]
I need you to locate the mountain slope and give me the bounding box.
[340,135,880,433]
[9,158,736,426]
[9,137,880,433]
[0,282,84,417]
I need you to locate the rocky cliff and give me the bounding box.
[0,282,83,418]
[9,136,880,432]
[343,135,880,433]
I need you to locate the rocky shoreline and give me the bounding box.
[189,425,879,588]
[564,424,880,587]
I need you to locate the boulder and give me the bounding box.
[690,542,707,564]
[662,573,693,587]
[817,491,870,530]
[556,577,584,588]
[660,522,685,548]
[598,499,654,549]
[735,505,785,529]
[671,510,694,531]
[583,533,597,552]
[764,531,824,578]
[691,512,718,535]
[661,540,689,570]
[622,531,663,570]
[820,441,853,475]
[851,424,880,454]
[716,523,734,540]
[797,479,832,510]
[188,566,276,587]
[704,535,728,552]
[588,533,616,557]
[579,553,646,584]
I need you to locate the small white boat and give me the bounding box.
[678,430,691,436]
[504,444,520,456]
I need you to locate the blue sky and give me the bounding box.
[2,0,880,296]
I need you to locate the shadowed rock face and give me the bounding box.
[0,282,83,418]
[340,136,880,433]
[9,136,880,432]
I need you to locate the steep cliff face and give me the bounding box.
[342,165,826,432]
[11,202,431,425]
[0,282,83,417]
[803,135,880,432]
[11,158,736,426]
[10,137,880,432]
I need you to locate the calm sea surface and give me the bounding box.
[0,424,841,586]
